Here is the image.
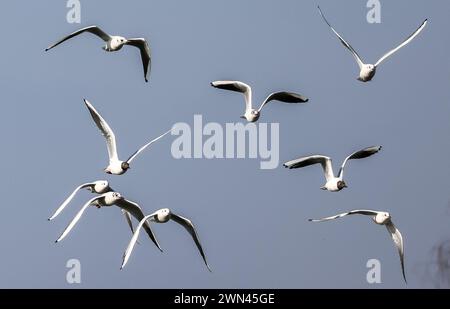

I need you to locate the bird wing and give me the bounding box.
[318,6,364,69]
[83,99,119,163]
[171,213,211,272]
[375,19,427,67]
[258,92,309,112]
[211,81,253,112]
[115,199,161,252]
[309,210,379,222]
[45,25,111,51]
[122,210,135,234]
[49,182,93,221]
[55,195,103,243]
[125,38,152,82]
[121,212,158,269]
[386,220,407,284]
[283,155,334,182]
[125,129,171,164]
[338,146,382,179]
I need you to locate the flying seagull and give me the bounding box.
[84,99,171,175]
[309,210,406,283]
[211,80,308,122]
[121,208,211,272]
[54,192,162,252]
[45,25,151,82]
[318,6,427,82]
[283,146,382,192]
[48,180,113,221]
[48,180,138,236]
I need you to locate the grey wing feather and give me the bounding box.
[283,155,334,182]
[386,220,407,284]
[318,6,364,69]
[125,38,151,82]
[171,213,211,272]
[116,199,162,252]
[46,25,111,51]
[309,210,379,222]
[211,81,252,112]
[338,146,382,179]
[83,99,118,162]
[258,92,309,112]
[375,19,427,67]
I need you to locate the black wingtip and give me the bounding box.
[308,219,313,222]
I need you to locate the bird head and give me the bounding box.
[337,180,348,190]
[121,162,130,171]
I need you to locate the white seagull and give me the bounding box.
[283,146,382,192]
[318,6,427,82]
[45,25,151,82]
[54,192,162,252]
[48,180,137,236]
[48,180,113,221]
[84,99,171,175]
[121,208,211,272]
[211,80,308,122]
[309,210,406,283]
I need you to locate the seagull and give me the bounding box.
[283,146,382,192]
[45,25,151,82]
[309,210,406,283]
[318,6,427,82]
[54,192,162,252]
[84,99,171,175]
[48,180,138,236]
[121,208,211,272]
[211,81,308,122]
[48,180,113,221]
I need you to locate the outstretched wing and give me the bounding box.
[211,81,252,112]
[115,199,161,252]
[258,92,309,112]
[55,195,103,243]
[49,182,93,221]
[46,25,111,51]
[171,213,211,272]
[318,6,364,69]
[84,99,119,163]
[386,220,407,284]
[284,155,334,182]
[125,130,171,164]
[309,210,379,222]
[125,38,152,82]
[338,146,382,179]
[121,212,158,269]
[375,20,427,67]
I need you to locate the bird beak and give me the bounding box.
[240,115,246,119]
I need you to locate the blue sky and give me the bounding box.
[0,0,449,288]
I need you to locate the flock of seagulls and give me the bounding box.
[44,5,429,284]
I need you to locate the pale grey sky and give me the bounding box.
[0,0,449,288]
